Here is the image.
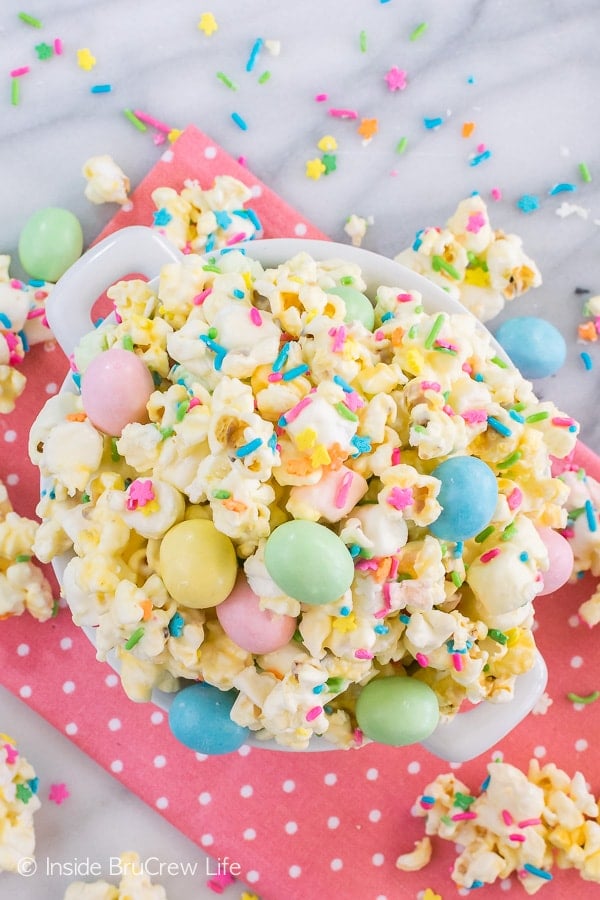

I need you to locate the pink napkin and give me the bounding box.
[1,125,597,899]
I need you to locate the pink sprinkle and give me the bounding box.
[282,395,312,424]
[518,818,541,828]
[442,404,455,416]
[415,653,429,667]
[133,109,172,132]
[461,408,488,424]
[250,307,262,326]
[54,38,63,55]
[388,557,399,580]
[374,608,388,619]
[330,325,347,352]
[462,362,473,374]
[384,66,408,92]
[382,581,392,611]
[396,292,413,302]
[153,132,166,145]
[476,143,487,154]
[306,705,323,722]
[452,811,477,821]
[315,93,328,102]
[451,653,463,672]
[193,288,212,305]
[419,797,435,808]
[502,809,514,826]
[10,279,23,289]
[329,108,359,119]
[226,232,247,246]
[33,290,48,301]
[509,833,526,842]
[491,187,502,201]
[480,548,500,564]
[552,416,576,427]
[391,447,401,465]
[421,380,441,392]
[181,242,192,255]
[207,872,236,892]
[344,391,364,412]
[237,156,247,167]
[375,329,385,341]
[560,527,575,539]
[507,487,522,510]
[3,744,18,764]
[353,728,364,746]
[10,66,30,77]
[387,486,413,510]
[68,353,77,372]
[126,479,155,510]
[188,397,201,409]
[435,339,458,351]
[335,470,354,509]
[354,558,378,571]
[27,307,45,319]
[268,372,283,382]
[354,649,374,660]
[466,211,486,233]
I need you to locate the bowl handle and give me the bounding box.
[46,225,184,358]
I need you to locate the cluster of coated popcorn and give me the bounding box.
[82,155,131,206]
[398,757,600,893]
[0,479,55,621]
[30,249,577,749]
[0,734,41,873]
[396,195,542,322]
[64,852,167,900]
[0,255,54,413]
[557,465,600,626]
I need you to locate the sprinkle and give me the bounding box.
[462,121,475,138]
[76,48,96,70]
[125,627,145,650]
[517,194,540,213]
[470,149,492,167]
[258,70,271,84]
[431,255,460,279]
[329,108,359,119]
[518,818,542,828]
[333,374,353,393]
[453,792,476,810]
[231,112,248,130]
[126,479,155,510]
[54,37,63,54]
[523,864,552,881]
[315,93,328,102]
[199,334,227,369]
[10,66,30,77]
[487,416,512,437]
[415,653,429,667]
[91,84,112,93]
[585,499,597,532]
[246,38,263,72]
[305,705,323,722]
[497,451,522,469]
[306,157,326,179]
[236,437,263,458]
[354,649,374,660]
[567,690,599,704]
[451,811,476,821]
[481,775,491,791]
[396,135,409,154]
[216,71,238,90]
[18,11,42,27]
[123,108,147,131]
[11,78,19,106]
[359,30,367,52]
[391,448,401,465]
[133,109,172,132]
[279,396,312,426]
[419,795,435,808]
[579,162,592,183]
[335,401,358,422]
[487,628,508,645]
[549,182,576,195]
[198,12,218,35]
[282,363,309,381]
[48,783,69,805]
[410,21,428,40]
[501,808,513,825]
[480,548,500,564]
[502,522,518,542]
[423,116,443,129]
[552,415,577,427]
[387,486,413,510]
[384,66,408,92]
[335,471,354,509]
[424,313,445,347]
[509,833,526,842]
[580,351,593,370]
[249,307,262,326]
[451,653,463,672]
[475,525,494,543]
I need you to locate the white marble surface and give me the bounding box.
[1,0,600,896]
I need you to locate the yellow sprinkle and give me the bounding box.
[332,612,357,633]
[464,267,490,288]
[423,890,442,900]
[305,157,326,180]
[0,733,16,745]
[198,12,218,35]
[311,444,331,467]
[504,628,520,646]
[242,271,254,291]
[140,500,159,517]
[168,128,182,143]
[77,48,96,71]
[317,134,338,152]
[406,348,424,373]
[296,427,318,451]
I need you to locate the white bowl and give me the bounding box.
[44,226,548,761]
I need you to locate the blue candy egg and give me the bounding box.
[493,316,566,379]
[168,683,248,755]
[429,456,498,542]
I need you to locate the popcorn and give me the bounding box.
[0,735,41,873]
[395,195,542,322]
[64,851,167,899]
[82,155,131,205]
[30,248,578,748]
[400,757,600,892]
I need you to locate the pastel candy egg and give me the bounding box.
[168,682,248,755]
[264,520,354,606]
[356,676,440,746]
[493,317,566,379]
[286,465,368,523]
[80,348,155,436]
[216,572,297,653]
[536,526,574,595]
[18,207,84,282]
[159,519,238,609]
[429,456,498,542]
[328,285,375,331]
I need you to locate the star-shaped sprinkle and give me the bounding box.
[77,48,96,70]
[48,782,70,805]
[387,486,414,510]
[305,158,326,180]
[35,42,54,60]
[422,890,442,900]
[317,134,338,152]
[198,12,218,35]
[384,66,408,91]
[126,479,155,510]
[3,742,18,764]
[152,207,172,227]
[16,783,33,804]
[466,211,486,233]
[321,153,337,174]
[358,117,378,141]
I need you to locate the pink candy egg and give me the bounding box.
[536,526,574,596]
[80,348,155,436]
[288,464,368,523]
[216,572,297,654]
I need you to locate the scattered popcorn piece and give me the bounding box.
[64,851,167,899]
[395,836,432,870]
[344,214,373,247]
[555,465,600,626]
[82,155,131,206]
[0,735,41,873]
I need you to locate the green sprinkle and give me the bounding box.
[15,783,33,803]
[450,570,463,587]
[410,21,428,41]
[326,676,345,692]
[431,255,460,280]
[15,554,31,563]
[512,401,527,411]
[487,628,508,645]
[207,326,218,339]
[125,627,145,650]
[292,628,303,643]
[51,600,60,618]
[122,334,134,351]
[440,814,452,826]
[501,522,518,541]
[213,489,232,499]
[110,438,121,462]
[123,108,147,131]
[175,400,189,421]
[525,411,550,423]
[424,313,445,348]
[497,450,522,469]
[340,275,354,285]
[413,424,426,433]
[335,401,358,422]
[216,71,238,90]
[11,77,20,106]
[433,346,457,355]
[567,690,600,704]
[475,525,494,543]
[568,506,587,520]
[395,136,408,154]
[81,493,90,504]
[408,324,418,339]
[18,11,42,27]
[202,264,221,273]
[359,30,367,52]
[257,70,271,84]
[490,355,509,369]
[579,162,592,183]
[453,791,476,810]
[159,426,175,439]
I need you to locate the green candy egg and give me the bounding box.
[18,207,84,282]
[328,285,375,331]
[355,676,440,746]
[264,520,354,605]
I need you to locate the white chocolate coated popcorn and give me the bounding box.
[0,735,41,873]
[64,851,167,900]
[82,155,131,205]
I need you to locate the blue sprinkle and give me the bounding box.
[412,228,425,251]
[423,116,444,129]
[339,606,351,617]
[487,416,512,437]
[581,351,593,370]
[470,149,492,167]
[474,373,484,382]
[374,624,389,634]
[466,75,475,84]
[481,774,491,791]
[399,614,411,624]
[219,246,247,256]
[71,372,81,390]
[214,210,232,229]
[312,684,325,694]
[453,541,464,558]
[569,424,578,432]
[380,311,394,323]
[28,278,45,287]
[205,233,216,253]
[333,374,354,392]
[0,312,12,328]
[272,342,290,372]
[585,499,597,532]
[18,329,29,352]
[232,288,245,299]
[199,334,227,370]
[168,612,184,637]
[236,437,263,458]
[282,363,309,381]
[350,434,372,456]
[509,409,525,423]
[517,194,540,213]
[349,544,361,557]
[243,207,262,234]
[549,182,576,195]
[420,794,435,805]
[523,863,552,881]
[469,881,485,889]
[519,551,529,562]
[267,432,278,452]
[277,415,287,428]
[90,84,112,93]
[27,777,39,794]
[153,208,172,227]
[231,111,248,131]
[245,37,263,72]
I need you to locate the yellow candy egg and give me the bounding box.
[159,519,238,609]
